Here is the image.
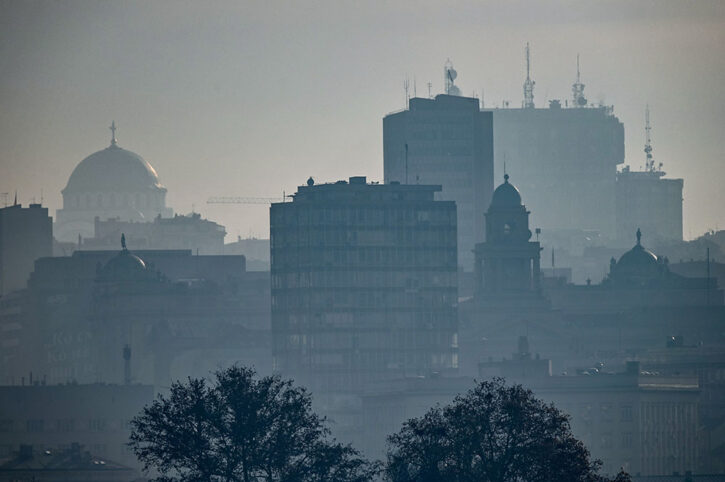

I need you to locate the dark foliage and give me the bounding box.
[129,366,378,482]
[385,377,631,482]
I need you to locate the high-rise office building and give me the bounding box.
[0,202,52,296]
[270,176,458,394]
[383,95,494,270]
[491,103,625,238]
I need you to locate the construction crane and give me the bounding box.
[207,194,292,205]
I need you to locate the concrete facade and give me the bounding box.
[383,95,494,270]
[270,176,459,395]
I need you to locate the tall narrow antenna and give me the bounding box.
[644,104,656,172]
[413,76,417,98]
[427,81,432,98]
[523,42,535,108]
[403,77,410,109]
[572,54,587,107]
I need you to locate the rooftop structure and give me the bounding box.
[0,202,52,296]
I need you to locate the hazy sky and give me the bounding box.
[1,0,723,240]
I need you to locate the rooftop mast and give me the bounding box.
[572,54,587,107]
[523,42,535,108]
[644,105,654,171]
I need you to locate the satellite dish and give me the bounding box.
[447,68,457,81]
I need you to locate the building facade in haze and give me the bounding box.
[0,383,153,469]
[383,95,494,270]
[81,212,226,255]
[491,102,624,238]
[270,176,458,394]
[0,202,52,296]
[54,123,172,242]
[616,167,683,243]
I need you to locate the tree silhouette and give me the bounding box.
[385,378,630,482]
[129,366,377,482]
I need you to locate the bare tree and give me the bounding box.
[385,378,631,482]
[129,366,377,482]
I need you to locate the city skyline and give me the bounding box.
[1,0,724,240]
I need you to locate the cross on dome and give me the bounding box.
[110,121,117,147]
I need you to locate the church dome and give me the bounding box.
[490,174,522,208]
[63,127,164,194]
[617,229,658,269]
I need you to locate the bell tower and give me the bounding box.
[474,174,541,294]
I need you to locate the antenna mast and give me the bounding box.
[403,77,410,109]
[523,42,535,108]
[572,54,587,107]
[645,105,653,171]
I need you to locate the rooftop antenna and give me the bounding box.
[523,42,535,108]
[403,77,410,109]
[644,105,658,172]
[109,120,118,146]
[427,81,432,98]
[572,54,587,107]
[13,191,18,206]
[413,76,417,98]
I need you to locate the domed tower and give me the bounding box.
[474,174,541,295]
[54,122,173,241]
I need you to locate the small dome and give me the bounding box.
[64,144,164,194]
[98,236,149,281]
[490,174,522,208]
[617,229,658,269]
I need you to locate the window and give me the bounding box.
[88,419,107,432]
[26,420,44,432]
[620,404,633,422]
[621,432,633,449]
[56,419,75,432]
[600,403,613,422]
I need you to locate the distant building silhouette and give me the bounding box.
[270,176,459,395]
[0,202,52,296]
[616,167,683,243]
[383,95,494,270]
[491,102,624,238]
[81,212,226,254]
[0,383,153,470]
[54,123,172,242]
[0,243,271,387]
[474,174,542,297]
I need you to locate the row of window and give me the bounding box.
[66,192,163,210]
[272,271,456,289]
[0,418,127,433]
